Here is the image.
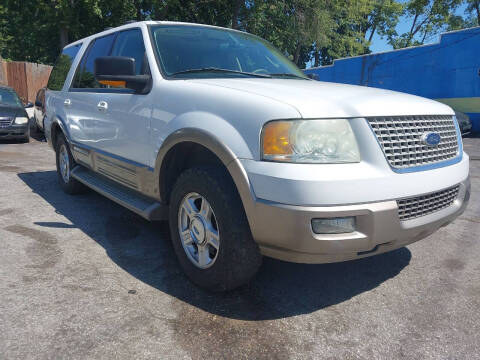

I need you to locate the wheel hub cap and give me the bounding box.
[59,144,70,183]
[178,192,220,269]
[190,217,206,245]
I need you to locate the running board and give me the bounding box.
[71,166,168,221]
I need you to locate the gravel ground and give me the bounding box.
[0,133,479,360]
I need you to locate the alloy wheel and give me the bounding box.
[178,192,220,269]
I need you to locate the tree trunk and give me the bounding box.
[368,24,377,43]
[314,50,320,67]
[59,26,68,50]
[231,0,242,29]
[294,42,302,65]
[406,13,419,46]
[134,0,143,20]
[475,1,480,24]
[421,29,428,44]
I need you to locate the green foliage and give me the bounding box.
[0,0,475,68]
[0,4,11,56]
[388,0,464,49]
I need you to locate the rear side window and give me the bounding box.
[35,88,45,107]
[72,34,116,89]
[47,44,82,91]
[110,29,147,75]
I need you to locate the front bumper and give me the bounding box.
[248,179,470,264]
[0,124,29,139]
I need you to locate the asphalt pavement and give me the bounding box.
[0,133,479,359]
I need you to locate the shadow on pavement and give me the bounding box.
[18,170,411,320]
[30,131,46,142]
[0,139,24,144]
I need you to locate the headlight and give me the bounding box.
[262,119,360,163]
[14,116,29,125]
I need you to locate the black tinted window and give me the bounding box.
[72,34,115,89]
[111,29,146,75]
[36,88,45,106]
[47,44,82,91]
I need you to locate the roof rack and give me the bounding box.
[125,20,137,24]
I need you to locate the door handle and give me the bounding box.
[64,98,71,107]
[97,101,108,111]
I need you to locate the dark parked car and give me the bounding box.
[455,111,473,136]
[33,87,46,133]
[0,86,31,142]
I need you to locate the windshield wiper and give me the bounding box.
[269,73,309,79]
[170,67,272,78]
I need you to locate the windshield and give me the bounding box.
[0,88,23,107]
[150,25,308,79]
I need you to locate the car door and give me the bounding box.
[91,28,152,168]
[65,29,153,189]
[65,33,117,151]
[45,42,83,145]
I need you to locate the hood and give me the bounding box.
[191,78,454,119]
[0,105,25,119]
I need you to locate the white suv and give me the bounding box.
[45,21,470,291]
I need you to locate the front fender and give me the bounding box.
[45,115,71,149]
[152,127,258,229]
[152,111,254,162]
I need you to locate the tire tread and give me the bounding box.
[169,166,262,291]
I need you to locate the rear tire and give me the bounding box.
[55,134,84,195]
[31,117,39,133]
[169,167,262,292]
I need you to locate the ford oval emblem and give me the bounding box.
[421,132,441,147]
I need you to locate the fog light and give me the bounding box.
[311,217,356,234]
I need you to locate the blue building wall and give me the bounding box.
[304,27,480,132]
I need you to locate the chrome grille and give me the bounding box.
[367,115,459,169]
[397,185,460,221]
[0,117,13,128]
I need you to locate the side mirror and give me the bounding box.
[306,73,319,80]
[35,101,43,107]
[94,56,151,94]
[24,102,34,108]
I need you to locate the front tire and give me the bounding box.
[20,126,30,143]
[55,134,84,194]
[169,167,262,291]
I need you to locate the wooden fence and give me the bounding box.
[0,60,52,103]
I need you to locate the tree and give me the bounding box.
[231,0,245,29]
[152,0,233,27]
[0,3,11,58]
[0,0,475,68]
[314,0,372,66]
[464,0,480,25]
[0,0,140,64]
[388,0,463,49]
[362,0,404,44]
